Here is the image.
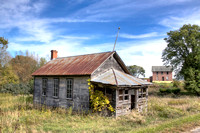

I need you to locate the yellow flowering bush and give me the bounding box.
[88,79,115,112]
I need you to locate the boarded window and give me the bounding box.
[66,79,73,99]
[53,78,59,97]
[42,78,47,96]
[166,76,169,81]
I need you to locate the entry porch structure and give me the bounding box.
[91,68,150,116]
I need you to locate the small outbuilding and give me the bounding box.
[32,50,151,116]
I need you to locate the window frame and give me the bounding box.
[53,78,59,98]
[124,89,129,101]
[66,78,73,100]
[118,89,129,102]
[42,78,48,96]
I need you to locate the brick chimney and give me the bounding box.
[51,50,58,60]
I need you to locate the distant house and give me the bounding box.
[152,66,173,83]
[32,50,151,116]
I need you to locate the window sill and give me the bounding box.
[52,96,59,99]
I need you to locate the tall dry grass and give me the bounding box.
[1,93,200,132]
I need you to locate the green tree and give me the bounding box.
[0,65,19,87]
[0,37,8,48]
[38,57,47,68]
[0,37,19,87]
[10,55,38,83]
[162,24,200,95]
[127,65,145,77]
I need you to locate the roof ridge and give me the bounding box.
[111,68,118,86]
[57,51,114,59]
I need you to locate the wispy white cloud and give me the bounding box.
[69,0,192,22]
[0,0,53,43]
[59,35,92,40]
[8,37,167,78]
[117,39,167,78]
[120,32,159,39]
[159,8,200,29]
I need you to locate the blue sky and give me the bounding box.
[1,0,200,77]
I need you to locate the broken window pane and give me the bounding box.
[125,95,129,100]
[119,96,123,101]
[119,90,123,95]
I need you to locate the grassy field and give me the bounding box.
[1,86,200,132]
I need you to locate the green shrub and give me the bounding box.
[159,88,171,94]
[0,82,33,95]
[171,88,181,94]
[173,80,181,88]
[159,88,181,95]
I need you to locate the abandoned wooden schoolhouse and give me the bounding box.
[32,50,151,116]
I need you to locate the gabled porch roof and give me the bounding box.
[91,68,151,87]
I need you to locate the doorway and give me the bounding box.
[131,95,136,109]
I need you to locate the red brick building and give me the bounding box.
[152,66,173,83]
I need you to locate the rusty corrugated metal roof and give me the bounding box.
[32,51,115,76]
[91,68,151,86]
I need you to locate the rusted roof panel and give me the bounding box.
[32,52,114,76]
[91,68,151,86]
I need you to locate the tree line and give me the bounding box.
[0,37,47,94]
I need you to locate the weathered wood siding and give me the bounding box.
[115,87,148,116]
[115,89,132,116]
[33,76,90,111]
[91,55,124,78]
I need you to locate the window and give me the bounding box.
[161,72,163,75]
[166,76,169,81]
[156,72,158,75]
[119,89,129,101]
[138,88,147,99]
[167,72,169,75]
[156,76,158,80]
[42,78,47,96]
[162,77,164,81]
[66,79,73,99]
[124,90,129,100]
[119,90,123,101]
[53,78,59,97]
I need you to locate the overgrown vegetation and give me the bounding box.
[88,80,115,113]
[1,83,200,132]
[0,37,47,94]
